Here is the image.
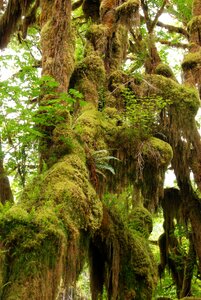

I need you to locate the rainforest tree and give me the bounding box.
[0,0,201,299]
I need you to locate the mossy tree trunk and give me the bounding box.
[39,0,74,167]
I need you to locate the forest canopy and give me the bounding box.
[0,0,201,299]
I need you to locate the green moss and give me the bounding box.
[182,51,201,71]
[128,206,153,238]
[109,25,128,70]
[0,146,103,298]
[78,78,99,104]
[155,63,176,80]
[72,52,105,104]
[75,53,105,85]
[144,75,200,116]
[74,104,107,149]
[86,24,108,54]
[143,137,173,167]
[108,70,129,104]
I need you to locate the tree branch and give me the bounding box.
[150,0,168,32]
[157,39,189,49]
[156,20,189,38]
[141,0,152,32]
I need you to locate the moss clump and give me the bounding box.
[74,104,106,150]
[37,154,103,231]
[71,52,105,105]
[86,24,108,54]
[75,53,105,85]
[182,51,201,71]
[128,206,153,238]
[116,0,139,17]
[143,137,173,166]
[155,63,176,80]
[144,74,200,116]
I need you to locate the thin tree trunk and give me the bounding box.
[0,137,13,204]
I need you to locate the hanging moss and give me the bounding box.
[141,137,173,210]
[89,206,157,300]
[0,0,33,49]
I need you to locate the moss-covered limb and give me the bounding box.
[108,24,128,71]
[39,0,75,167]
[143,75,200,117]
[144,34,162,74]
[89,206,157,300]
[70,52,106,106]
[182,51,201,87]
[116,0,139,22]
[0,203,68,300]
[0,145,103,298]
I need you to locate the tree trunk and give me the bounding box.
[0,138,13,204]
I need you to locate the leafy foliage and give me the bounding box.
[123,87,171,137]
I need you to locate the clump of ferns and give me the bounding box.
[87,149,119,192]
